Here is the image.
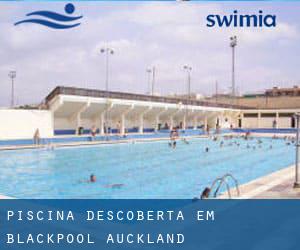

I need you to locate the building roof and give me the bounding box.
[45,86,251,110]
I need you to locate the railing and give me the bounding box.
[209,173,240,198]
[45,86,251,109]
[209,177,232,198]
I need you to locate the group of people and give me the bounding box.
[197,131,297,160]
[82,121,127,140]
[210,131,298,155]
[211,134,275,151]
[168,128,191,148]
[168,128,179,148]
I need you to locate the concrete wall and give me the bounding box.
[242,118,259,128]
[54,117,76,130]
[242,117,293,128]
[278,117,291,128]
[260,117,275,128]
[0,109,53,140]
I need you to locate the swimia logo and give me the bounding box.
[14,3,83,29]
[206,10,276,28]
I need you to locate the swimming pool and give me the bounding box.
[0,136,295,199]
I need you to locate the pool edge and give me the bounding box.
[218,165,300,199]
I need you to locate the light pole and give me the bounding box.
[183,65,192,102]
[100,47,114,136]
[146,66,156,95]
[294,113,300,188]
[8,71,16,108]
[146,68,152,95]
[151,66,156,96]
[215,80,218,103]
[183,65,192,130]
[230,36,237,98]
[100,47,114,93]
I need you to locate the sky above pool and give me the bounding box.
[0,2,300,106]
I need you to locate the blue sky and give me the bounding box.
[0,1,300,106]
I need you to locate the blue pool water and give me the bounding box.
[0,137,295,199]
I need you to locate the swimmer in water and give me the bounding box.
[205,147,209,153]
[246,144,250,149]
[105,184,124,189]
[182,138,190,145]
[173,141,177,148]
[90,174,96,183]
[79,174,96,184]
[200,187,211,199]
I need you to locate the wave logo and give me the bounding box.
[14,3,82,29]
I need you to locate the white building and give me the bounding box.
[47,87,239,136]
[0,86,299,140]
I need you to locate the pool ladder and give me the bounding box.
[209,173,240,198]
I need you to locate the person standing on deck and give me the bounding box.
[33,128,41,145]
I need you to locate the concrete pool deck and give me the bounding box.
[219,165,300,199]
[0,194,14,199]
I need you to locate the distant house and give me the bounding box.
[265,86,300,97]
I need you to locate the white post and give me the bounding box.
[139,114,144,134]
[257,112,261,128]
[169,116,174,130]
[204,116,208,131]
[155,115,160,131]
[193,116,197,130]
[121,113,125,135]
[182,115,186,130]
[99,112,105,135]
[71,102,90,135]
[138,107,152,134]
